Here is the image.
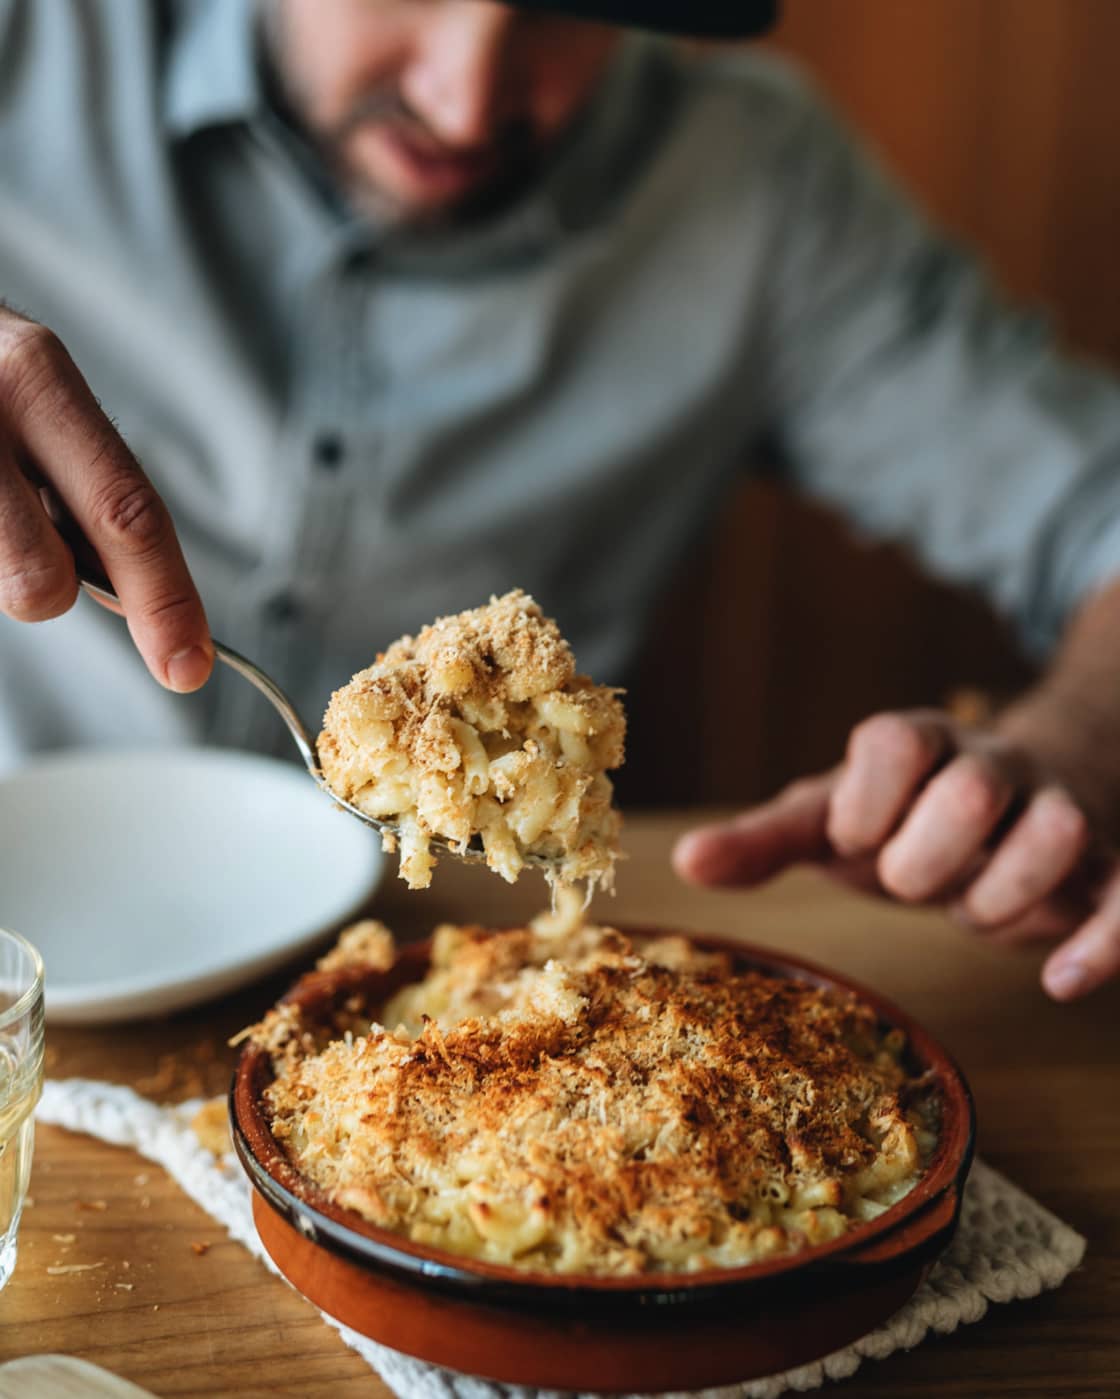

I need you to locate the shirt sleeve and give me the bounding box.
[758,79,1120,659]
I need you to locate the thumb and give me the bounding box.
[672,773,836,888]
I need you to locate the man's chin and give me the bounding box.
[340,130,543,230]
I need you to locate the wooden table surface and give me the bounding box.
[2,811,1117,1398]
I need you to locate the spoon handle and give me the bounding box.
[39,488,427,846]
[208,633,321,775]
[37,480,321,776]
[74,570,322,777]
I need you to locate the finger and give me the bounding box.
[958,787,1089,927]
[673,774,833,887]
[878,752,1013,902]
[827,711,952,856]
[0,319,212,690]
[953,898,1075,946]
[1042,877,1120,999]
[0,453,77,621]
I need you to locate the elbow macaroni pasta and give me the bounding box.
[317,590,625,894]
[255,907,939,1277]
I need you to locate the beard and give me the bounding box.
[322,87,546,229]
[257,2,604,232]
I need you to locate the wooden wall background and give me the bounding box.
[621,0,1120,807]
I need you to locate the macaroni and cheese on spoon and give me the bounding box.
[75,563,623,894]
[318,590,625,893]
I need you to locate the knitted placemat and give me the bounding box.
[37,1078,1085,1398]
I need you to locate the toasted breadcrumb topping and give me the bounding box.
[252,914,937,1276]
[316,920,396,973]
[317,590,624,894]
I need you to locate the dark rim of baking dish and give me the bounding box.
[232,928,976,1315]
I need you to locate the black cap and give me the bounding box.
[505,0,779,39]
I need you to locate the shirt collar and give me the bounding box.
[163,0,264,140]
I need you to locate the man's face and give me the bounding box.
[269,0,621,223]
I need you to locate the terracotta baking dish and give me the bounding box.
[231,928,975,1393]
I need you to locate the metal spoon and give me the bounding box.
[73,563,548,868]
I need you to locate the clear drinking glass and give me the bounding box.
[0,928,44,1289]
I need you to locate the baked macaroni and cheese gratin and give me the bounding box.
[246,908,939,1277]
[318,590,625,893]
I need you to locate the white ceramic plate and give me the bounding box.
[0,747,384,1024]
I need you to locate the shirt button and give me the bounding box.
[313,433,345,472]
[343,246,374,275]
[262,590,301,625]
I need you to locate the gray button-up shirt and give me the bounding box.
[3,0,1120,771]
